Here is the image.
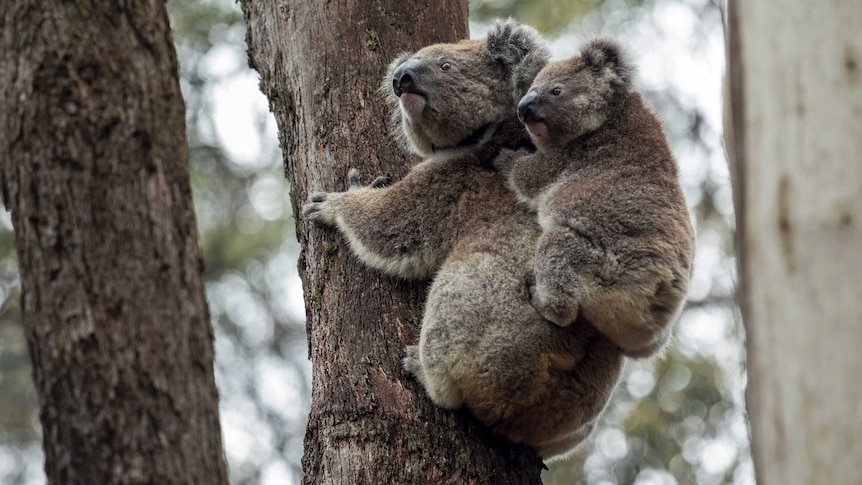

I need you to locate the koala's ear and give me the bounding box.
[487,19,551,100]
[581,37,634,88]
[511,50,549,100]
[487,19,549,68]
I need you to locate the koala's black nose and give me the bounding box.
[393,59,422,97]
[518,92,541,123]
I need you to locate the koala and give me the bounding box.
[494,37,695,358]
[302,21,624,460]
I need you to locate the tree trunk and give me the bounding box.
[240,1,543,483]
[0,2,229,484]
[726,1,862,484]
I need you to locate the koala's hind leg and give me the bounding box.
[402,345,463,409]
[530,225,602,327]
[534,224,681,357]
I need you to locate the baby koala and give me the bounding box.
[495,37,695,358]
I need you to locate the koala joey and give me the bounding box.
[495,37,695,358]
[303,21,624,461]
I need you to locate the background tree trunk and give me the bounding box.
[0,2,229,484]
[726,1,862,483]
[240,1,543,483]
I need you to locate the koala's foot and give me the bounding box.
[402,345,421,377]
[529,282,579,327]
[403,345,464,409]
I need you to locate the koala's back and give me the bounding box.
[419,164,624,448]
[525,91,693,357]
[543,92,692,264]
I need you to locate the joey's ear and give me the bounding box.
[487,19,549,68]
[581,37,634,88]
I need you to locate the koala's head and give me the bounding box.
[517,37,634,150]
[385,20,549,157]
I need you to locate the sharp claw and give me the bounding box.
[370,176,392,188]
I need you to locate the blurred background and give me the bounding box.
[0,0,747,483]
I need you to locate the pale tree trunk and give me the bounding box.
[726,1,862,484]
[239,1,543,483]
[0,2,229,484]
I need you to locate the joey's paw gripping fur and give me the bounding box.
[492,148,518,174]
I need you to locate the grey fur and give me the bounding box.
[303,21,623,461]
[380,20,549,157]
[496,37,695,358]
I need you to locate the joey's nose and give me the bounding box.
[393,59,422,97]
[517,93,541,124]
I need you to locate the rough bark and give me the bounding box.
[0,2,229,484]
[240,1,543,483]
[726,1,862,484]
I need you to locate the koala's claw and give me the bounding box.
[523,272,537,302]
[301,202,321,219]
[302,192,332,222]
[402,345,421,376]
[347,168,392,190]
[370,175,392,188]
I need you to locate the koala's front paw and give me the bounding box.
[302,192,339,224]
[492,147,530,175]
[348,168,392,190]
[492,148,518,175]
[402,345,421,377]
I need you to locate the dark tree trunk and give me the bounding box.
[0,2,229,484]
[240,1,543,483]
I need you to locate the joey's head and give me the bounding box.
[384,20,550,157]
[517,37,634,150]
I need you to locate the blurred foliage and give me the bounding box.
[470,0,607,32]
[0,1,748,485]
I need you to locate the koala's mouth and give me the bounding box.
[393,83,426,99]
[396,87,428,117]
[524,121,549,139]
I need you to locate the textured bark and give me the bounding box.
[240,1,543,483]
[0,2,229,484]
[726,1,862,484]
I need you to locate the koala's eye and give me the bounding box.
[552,87,562,96]
[440,62,452,71]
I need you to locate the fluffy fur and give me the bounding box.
[495,37,695,358]
[303,21,624,460]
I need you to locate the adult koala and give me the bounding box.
[302,20,624,460]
